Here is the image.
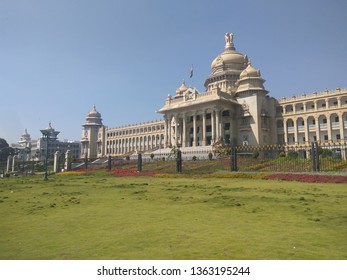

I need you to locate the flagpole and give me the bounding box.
[190,64,194,88]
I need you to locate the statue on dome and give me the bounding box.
[225,32,234,44]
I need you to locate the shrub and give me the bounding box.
[279,152,286,157]
[321,149,333,158]
[252,151,260,159]
[208,152,213,160]
[125,156,130,161]
[287,151,298,159]
[332,152,341,160]
[150,153,155,160]
[192,156,197,161]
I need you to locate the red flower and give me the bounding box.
[264,173,347,183]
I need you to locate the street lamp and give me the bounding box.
[40,123,59,181]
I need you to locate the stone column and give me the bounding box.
[12,155,17,172]
[182,115,186,147]
[6,155,12,173]
[338,112,345,141]
[294,117,298,144]
[164,116,168,148]
[174,115,178,147]
[325,98,329,109]
[193,113,197,147]
[304,117,309,144]
[211,111,215,143]
[303,102,307,113]
[53,151,61,173]
[283,118,288,145]
[65,150,72,171]
[215,110,220,140]
[202,112,206,146]
[315,116,320,143]
[168,116,172,147]
[327,114,332,142]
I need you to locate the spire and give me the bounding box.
[224,32,235,50]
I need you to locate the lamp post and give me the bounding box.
[40,129,50,180]
[40,123,59,181]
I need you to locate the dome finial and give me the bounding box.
[224,32,235,50]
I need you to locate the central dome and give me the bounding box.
[211,33,248,75]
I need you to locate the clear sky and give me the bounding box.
[1,0,346,144]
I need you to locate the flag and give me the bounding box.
[189,64,193,78]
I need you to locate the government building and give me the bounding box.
[81,33,347,159]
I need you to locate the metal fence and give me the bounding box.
[100,142,347,174]
[2,142,346,176]
[229,142,347,173]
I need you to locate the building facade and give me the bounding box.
[81,33,347,159]
[277,88,347,146]
[13,124,81,162]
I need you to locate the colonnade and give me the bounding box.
[279,112,347,145]
[106,134,164,155]
[164,108,234,148]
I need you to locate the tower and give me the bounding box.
[81,105,103,159]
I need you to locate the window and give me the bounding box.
[323,118,327,124]
[206,113,211,120]
[337,134,341,140]
[324,135,328,141]
[335,116,339,122]
[241,117,250,126]
[222,110,230,117]
[206,125,212,132]
[224,123,230,130]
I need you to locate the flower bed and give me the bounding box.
[264,173,347,184]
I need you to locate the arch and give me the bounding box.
[276,120,283,128]
[285,104,293,113]
[286,118,294,128]
[294,102,304,112]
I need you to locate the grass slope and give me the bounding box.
[0,174,346,259]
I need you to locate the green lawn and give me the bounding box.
[0,173,346,260]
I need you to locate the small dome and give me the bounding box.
[84,105,103,126]
[88,105,101,118]
[239,62,261,79]
[175,80,188,96]
[21,129,30,137]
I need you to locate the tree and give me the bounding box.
[212,138,231,158]
[0,138,15,161]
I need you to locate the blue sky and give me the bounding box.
[1,0,346,144]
